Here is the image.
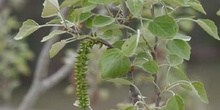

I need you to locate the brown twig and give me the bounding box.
[150,4,161,110]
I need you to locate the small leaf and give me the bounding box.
[148,15,178,39]
[169,67,190,83]
[42,0,60,18]
[99,48,130,79]
[60,0,80,7]
[85,18,93,29]
[166,95,184,110]
[49,40,66,58]
[112,40,125,49]
[133,52,148,67]
[192,81,209,103]
[121,34,140,57]
[166,39,191,60]
[107,78,133,86]
[79,12,93,22]
[188,0,206,15]
[14,19,40,40]
[88,0,118,4]
[93,15,115,27]
[174,33,191,41]
[217,9,220,16]
[163,0,189,6]
[124,106,136,110]
[82,0,97,12]
[196,19,220,40]
[68,8,82,23]
[126,0,143,16]
[167,54,183,66]
[141,61,159,74]
[41,30,67,42]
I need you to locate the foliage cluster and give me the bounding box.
[0,1,33,104]
[15,0,220,110]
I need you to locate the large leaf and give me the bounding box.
[49,40,67,58]
[99,48,130,79]
[196,19,220,40]
[14,19,40,40]
[168,67,190,83]
[41,30,67,42]
[141,61,159,74]
[148,15,178,39]
[88,0,118,4]
[121,34,140,57]
[93,15,115,27]
[167,54,183,66]
[126,0,143,16]
[166,39,191,60]
[166,95,184,110]
[192,81,209,103]
[42,0,60,18]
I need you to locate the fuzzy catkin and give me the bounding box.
[74,40,95,109]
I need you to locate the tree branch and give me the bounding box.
[17,27,59,110]
[41,53,76,92]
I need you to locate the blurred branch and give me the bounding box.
[41,53,76,92]
[17,27,58,110]
[17,8,74,110]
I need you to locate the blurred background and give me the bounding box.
[0,0,220,110]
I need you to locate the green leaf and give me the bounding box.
[49,40,66,58]
[192,81,209,103]
[42,0,60,18]
[85,18,93,29]
[163,0,206,14]
[217,9,220,16]
[122,34,140,57]
[166,95,184,110]
[68,8,82,23]
[99,48,130,79]
[166,39,191,60]
[82,0,97,12]
[163,0,189,6]
[196,19,220,40]
[124,106,136,110]
[141,61,159,74]
[107,78,132,86]
[167,54,183,66]
[60,0,80,7]
[174,33,191,41]
[41,30,67,42]
[93,15,115,27]
[148,15,178,39]
[169,67,190,83]
[126,0,143,16]
[133,52,149,67]
[88,0,118,4]
[14,19,40,40]
[79,12,93,22]
[188,0,206,15]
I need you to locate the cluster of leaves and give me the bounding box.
[14,0,220,110]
